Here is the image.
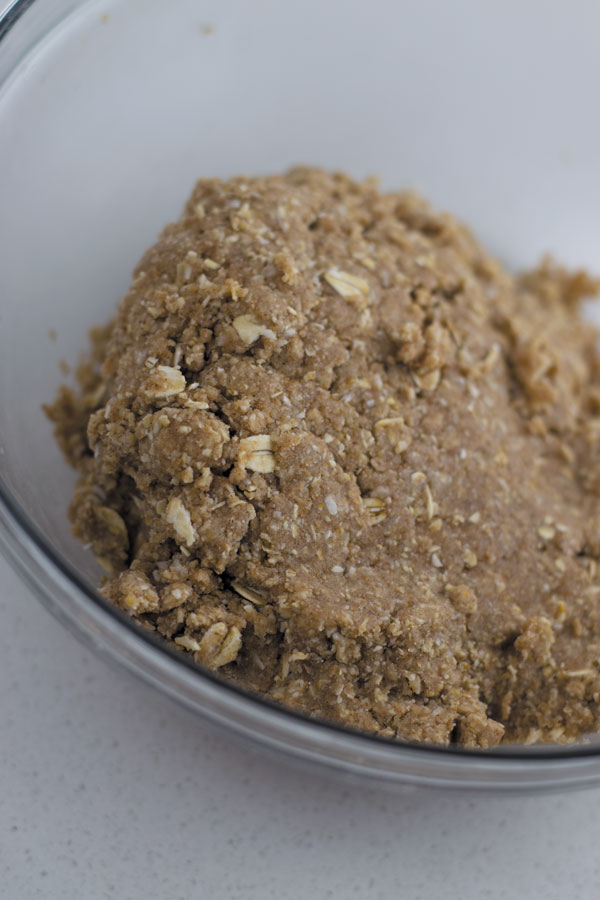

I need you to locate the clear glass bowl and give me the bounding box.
[2,0,600,792]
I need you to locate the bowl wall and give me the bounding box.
[1,0,600,790]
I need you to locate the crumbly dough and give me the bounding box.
[46,168,600,748]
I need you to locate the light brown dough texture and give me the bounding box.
[47,168,600,747]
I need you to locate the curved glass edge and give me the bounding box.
[2,0,600,793]
[0,0,34,39]
[0,0,83,91]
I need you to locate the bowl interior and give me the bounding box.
[1,0,600,766]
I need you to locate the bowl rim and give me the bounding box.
[3,0,600,792]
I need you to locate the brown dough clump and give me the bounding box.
[46,168,600,748]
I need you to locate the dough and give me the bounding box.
[46,168,600,747]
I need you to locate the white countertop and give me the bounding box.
[1,553,599,900]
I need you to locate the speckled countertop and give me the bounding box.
[1,553,598,900]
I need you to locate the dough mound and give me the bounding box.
[47,168,600,747]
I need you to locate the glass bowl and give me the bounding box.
[2,0,600,792]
